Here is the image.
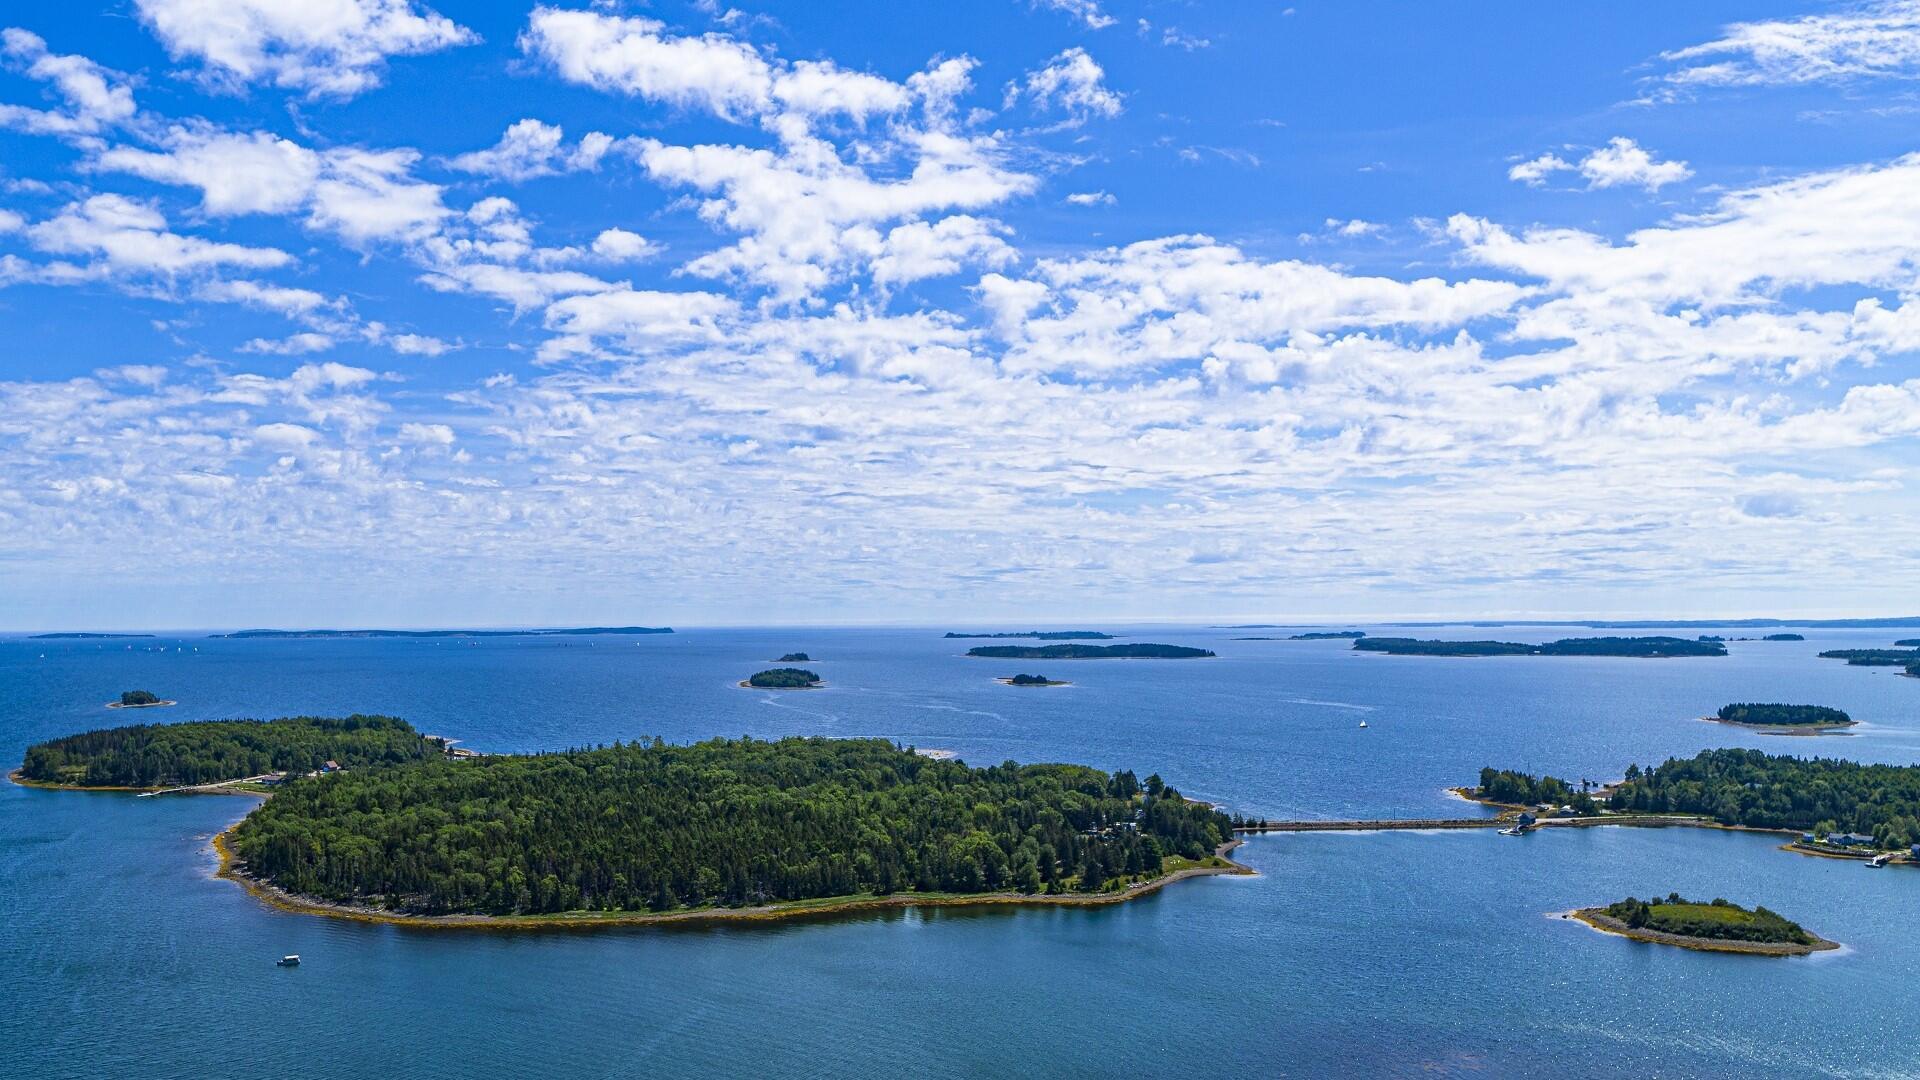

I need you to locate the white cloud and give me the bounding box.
[397,421,454,445]
[307,147,449,244]
[1065,190,1115,206]
[590,228,657,262]
[1659,1,1920,91]
[241,332,334,354]
[24,194,292,276]
[1508,138,1690,192]
[0,209,23,233]
[96,129,321,215]
[447,119,620,182]
[1577,137,1692,191]
[1032,0,1116,31]
[0,29,138,138]
[388,333,453,356]
[1008,48,1123,120]
[133,0,476,100]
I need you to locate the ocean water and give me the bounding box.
[4,625,1919,1078]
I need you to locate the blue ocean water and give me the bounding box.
[4,625,1919,1078]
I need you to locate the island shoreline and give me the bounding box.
[1566,908,1839,956]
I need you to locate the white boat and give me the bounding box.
[276,955,301,967]
[1357,721,1368,728]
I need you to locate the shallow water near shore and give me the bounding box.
[5,624,1920,1078]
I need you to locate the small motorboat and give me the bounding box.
[276,955,301,967]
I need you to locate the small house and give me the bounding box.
[1516,811,1537,828]
[1826,832,1874,847]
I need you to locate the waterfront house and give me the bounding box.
[1827,832,1874,847]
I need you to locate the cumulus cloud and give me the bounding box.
[1509,138,1690,192]
[447,119,620,182]
[1065,190,1115,206]
[0,28,139,138]
[23,194,292,276]
[133,0,476,100]
[1032,0,1116,30]
[1007,48,1123,120]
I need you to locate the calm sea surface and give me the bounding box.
[5,625,1920,1078]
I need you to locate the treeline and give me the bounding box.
[1489,749,1920,848]
[965,643,1214,659]
[20,716,433,788]
[1716,703,1852,726]
[1474,768,1598,814]
[1817,648,1919,667]
[228,737,1233,917]
[748,668,820,688]
[1602,894,1813,945]
[1356,636,1726,658]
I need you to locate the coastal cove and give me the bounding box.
[10,624,1920,1077]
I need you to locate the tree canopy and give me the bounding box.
[1715,703,1852,726]
[227,736,1232,916]
[748,668,821,688]
[1601,893,1814,945]
[119,690,160,706]
[20,715,433,788]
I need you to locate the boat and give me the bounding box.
[1358,720,1368,728]
[276,955,301,967]
[1869,853,1891,868]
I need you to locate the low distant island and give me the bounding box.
[1817,647,1920,678]
[106,690,175,710]
[14,715,435,789]
[999,673,1069,686]
[743,667,822,689]
[1700,633,1805,642]
[944,631,1113,640]
[1354,636,1726,658]
[31,632,156,639]
[1290,631,1367,640]
[1710,703,1855,733]
[1572,894,1836,956]
[966,643,1215,660]
[208,626,673,639]
[1898,639,1920,647]
[776,652,812,662]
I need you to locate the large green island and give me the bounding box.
[1573,894,1837,956]
[743,667,822,689]
[15,722,1246,927]
[1710,703,1856,733]
[1355,636,1726,658]
[965,643,1215,659]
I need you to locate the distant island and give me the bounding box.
[1700,633,1805,642]
[1899,639,1920,647]
[744,668,822,689]
[965,643,1215,660]
[209,626,673,639]
[106,690,174,710]
[15,715,435,790]
[1573,894,1836,956]
[776,653,812,662]
[944,631,1114,640]
[31,632,156,639]
[1355,636,1725,658]
[1764,633,1805,641]
[1289,631,1366,640]
[1711,703,1855,732]
[1817,647,1920,678]
[999,673,1069,686]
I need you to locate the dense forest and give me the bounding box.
[119,690,161,706]
[1600,894,1814,945]
[1715,703,1852,726]
[747,668,821,688]
[1490,749,1920,848]
[776,653,811,662]
[228,737,1234,916]
[1356,636,1725,658]
[1474,768,1599,814]
[965,643,1214,659]
[20,715,434,788]
[1816,648,1919,666]
[944,631,1112,639]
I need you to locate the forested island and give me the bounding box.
[107,690,174,709]
[744,668,822,689]
[1898,639,1920,647]
[776,653,812,662]
[1289,631,1367,640]
[1574,894,1835,956]
[1355,636,1726,658]
[16,715,434,789]
[1816,648,1919,665]
[222,736,1240,922]
[1000,674,1068,686]
[1484,748,1920,849]
[31,632,155,639]
[1711,703,1855,731]
[966,644,1215,659]
[944,631,1113,640]
[209,626,672,639]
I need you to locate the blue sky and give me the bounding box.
[4,0,1920,629]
